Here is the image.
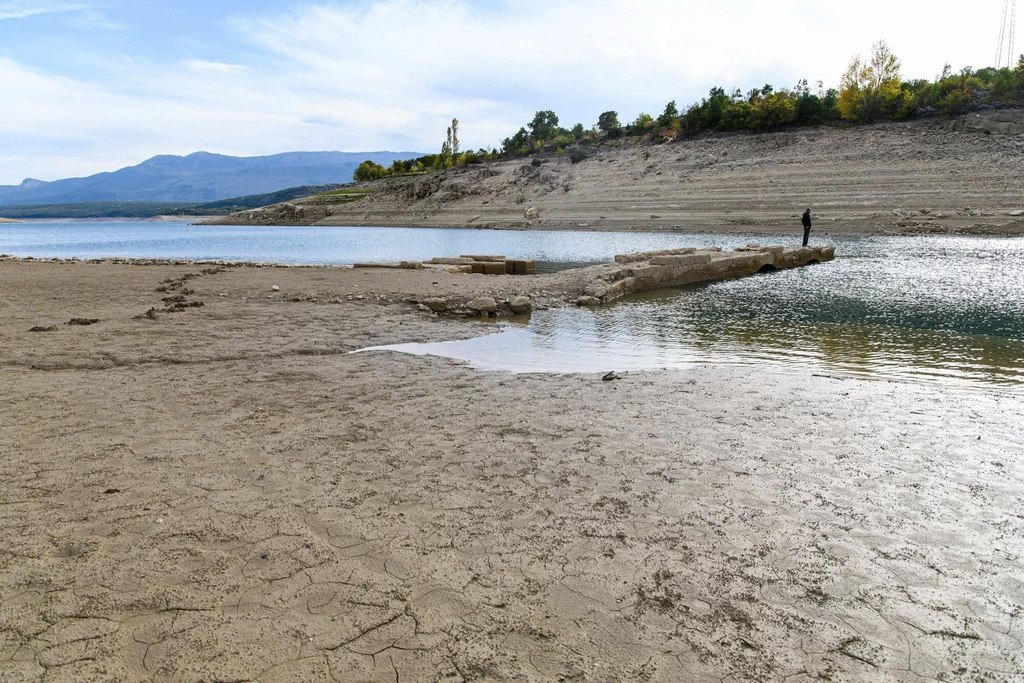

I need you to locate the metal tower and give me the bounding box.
[996,0,1017,69]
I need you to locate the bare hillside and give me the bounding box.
[208,112,1024,235]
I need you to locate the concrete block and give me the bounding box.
[513,260,536,275]
[482,262,506,275]
[650,254,713,267]
[470,262,485,274]
[603,277,636,300]
[504,260,515,275]
[460,254,506,262]
[426,257,474,265]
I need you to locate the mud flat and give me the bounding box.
[1,258,1022,681]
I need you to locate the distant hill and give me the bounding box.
[0,151,423,206]
[0,185,347,219]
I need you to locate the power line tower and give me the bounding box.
[996,0,1017,69]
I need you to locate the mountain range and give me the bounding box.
[0,151,423,205]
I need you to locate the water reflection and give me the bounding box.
[369,237,1024,390]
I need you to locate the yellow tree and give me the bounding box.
[839,40,902,123]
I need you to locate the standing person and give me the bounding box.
[801,208,812,246]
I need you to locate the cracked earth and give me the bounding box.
[1,261,1022,682]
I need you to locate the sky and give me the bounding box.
[0,0,1010,185]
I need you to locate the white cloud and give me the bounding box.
[0,0,1005,184]
[186,59,250,76]
[0,0,86,21]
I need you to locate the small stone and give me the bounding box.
[271,285,280,291]
[575,296,601,307]
[525,207,539,220]
[421,297,448,312]
[466,297,497,313]
[509,296,532,314]
[1009,210,1024,217]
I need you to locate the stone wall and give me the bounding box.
[571,245,835,307]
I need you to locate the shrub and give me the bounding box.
[531,158,543,167]
[566,145,588,164]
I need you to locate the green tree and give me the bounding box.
[450,118,460,160]
[749,92,797,130]
[528,110,559,140]
[658,100,679,127]
[501,127,530,156]
[839,40,902,123]
[353,160,386,181]
[597,110,620,132]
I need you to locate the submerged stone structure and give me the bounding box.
[421,244,835,317]
[575,244,835,306]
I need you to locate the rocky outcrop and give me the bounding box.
[940,109,1024,135]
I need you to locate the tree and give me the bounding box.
[353,160,386,181]
[839,40,903,123]
[528,110,559,140]
[450,118,460,159]
[597,110,620,132]
[501,127,530,156]
[749,92,797,130]
[570,123,585,140]
[658,100,679,127]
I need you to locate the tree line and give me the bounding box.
[355,42,1024,180]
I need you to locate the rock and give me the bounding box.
[584,282,610,298]
[466,297,497,314]
[28,325,57,332]
[421,297,448,312]
[602,371,621,381]
[271,285,280,291]
[1009,210,1024,217]
[525,207,539,220]
[416,304,431,312]
[399,261,424,269]
[66,318,99,325]
[509,296,532,314]
[575,296,601,307]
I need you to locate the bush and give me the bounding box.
[531,158,543,167]
[566,145,588,164]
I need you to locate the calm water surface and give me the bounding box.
[369,235,1024,389]
[3,222,1022,388]
[0,221,787,270]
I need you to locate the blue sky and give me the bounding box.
[0,0,1005,185]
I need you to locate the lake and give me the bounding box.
[3,221,1022,388]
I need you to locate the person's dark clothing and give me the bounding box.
[801,210,811,246]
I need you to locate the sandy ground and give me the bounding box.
[208,114,1024,237]
[1,261,1023,682]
